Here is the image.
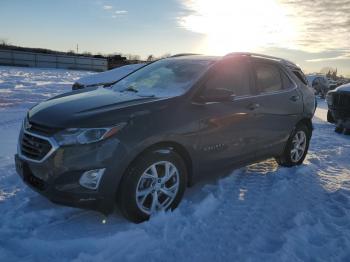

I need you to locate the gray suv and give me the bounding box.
[15,53,315,222]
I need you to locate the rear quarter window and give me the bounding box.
[292,70,308,85]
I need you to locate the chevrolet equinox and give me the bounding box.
[15,53,316,222]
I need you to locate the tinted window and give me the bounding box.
[312,77,327,86]
[281,71,294,89]
[255,63,282,93]
[205,60,251,96]
[312,78,320,86]
[320,77,327,84]
[293,70,307,85]
[112,59,215,97]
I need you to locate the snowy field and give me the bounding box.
[0,66,349,262]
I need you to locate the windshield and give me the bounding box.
[111,58,215,97]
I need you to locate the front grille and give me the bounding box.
[27,121,62,135]
[20,133,52,161]
[333,93,350,108]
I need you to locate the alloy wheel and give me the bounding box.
[290,130,307,163]
[135,161,180,215]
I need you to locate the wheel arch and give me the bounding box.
[141,141,194,186]
[276,117,312,167]
[297,117,313,135]
[116,140,194,199]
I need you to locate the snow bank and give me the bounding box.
[0,67,349,261]
[0,66,89,109]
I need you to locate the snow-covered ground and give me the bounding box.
[0,66,349,262]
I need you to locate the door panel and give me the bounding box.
[196,98,258,172]
[252,60,303,156]
[194,57,259,173]
[254,89,303,154]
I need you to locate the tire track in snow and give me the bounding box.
[1,121,349,262]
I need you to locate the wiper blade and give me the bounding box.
[118,85,155,97]
[138,94,155,98]
[121,85,138,93]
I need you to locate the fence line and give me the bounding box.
[0,49,107,72]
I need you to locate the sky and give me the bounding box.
[0,0,349,76]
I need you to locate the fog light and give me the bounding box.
[79,168,105,190]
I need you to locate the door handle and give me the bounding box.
[289,95,300,102]
[247,103,260,110]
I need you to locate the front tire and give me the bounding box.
[276,124,311,167]
[118,149,187,223]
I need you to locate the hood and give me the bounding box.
[28,88,165,128]
[76,63,146,87]
[334,83,350,92]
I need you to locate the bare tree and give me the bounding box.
[82,51,92,57]
[147,55,155,62]
[160,53,171,59]
[0,38,9,46]
[125,54,141,61]
[320,67,336,75]
[322,67,338,80]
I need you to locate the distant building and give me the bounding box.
[0,44,144,71]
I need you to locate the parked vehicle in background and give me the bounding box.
[72,63,146,90]
[338,79,350,86]
[15,53,315,223]
[326,83,350,134]
[327,79,338,90]
[306,74,330,98]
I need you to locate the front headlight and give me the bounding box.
[54,123,126,146]
[326,93,333,106]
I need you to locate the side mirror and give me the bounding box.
[198,88,234,103]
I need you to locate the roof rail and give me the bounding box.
[225,52,298,68]
[170,53,201,57]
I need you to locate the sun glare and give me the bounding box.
[180,0,298,55]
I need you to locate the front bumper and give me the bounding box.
[328,107,350,128]
[15,154,108,211]
[15,135,128,214]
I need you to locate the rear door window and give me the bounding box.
[254,62,290,93]
[281,71,294,89]
[205,59,252,96]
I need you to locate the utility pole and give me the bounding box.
[76,44,79,54]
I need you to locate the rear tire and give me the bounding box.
[276,124,311,167]
[327,110,335,123]
[335,126,344,134]
[117,148,187,223]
